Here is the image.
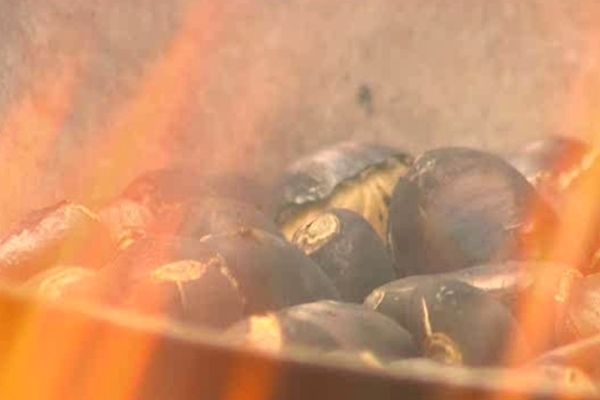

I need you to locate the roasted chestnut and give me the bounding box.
[226,300,417,360]
[387,147,557,277]
[274,141,412,241]
[0,201,114,282]
[364,261,537,321]
[197,229,340,313]
[376,279,530,366]
[83,229,339,329]
[292,208,396,302]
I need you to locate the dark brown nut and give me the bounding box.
[274,141,412,242]
[365,261,537,324]
[0,201,114,282]
[404,280,530,366]
[226,300,417,360]
[88,230,339,329]
[292,208,396,303]
[388,147,557,277]
[196,229,340,314]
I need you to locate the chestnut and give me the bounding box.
[376,279,530,366]
[0,201,114,282]
[274,141,412,241]
[292,208,396,302]
[387,147,557,277]
[85,229,339,329]
[226,300,417,360]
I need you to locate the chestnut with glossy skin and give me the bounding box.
[274,141,412,241]
[387,147,557,277]
[226,300,417,360]
[0,201,114,282]
[197,229,340,314]
[364,261,536,323]
[397,280,529,366]
[292,208,396,303]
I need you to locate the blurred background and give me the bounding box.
[1,0,600,226]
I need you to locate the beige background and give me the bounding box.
[1,1,600,225]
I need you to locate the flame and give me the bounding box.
[0,58,80,227]
[75,1,224,206]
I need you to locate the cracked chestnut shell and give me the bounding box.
[364,261,537,322]
[292,208,396,303]
[83,229,339,329]
[392,280,529,366]
[274,141,412,242]
[226,300,416,360]
[388,147,557,277]
[0,201,114,282]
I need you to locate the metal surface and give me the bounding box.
[0,285,594,400]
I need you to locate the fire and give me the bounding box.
[0,57,81,228]
[74,1,224,206]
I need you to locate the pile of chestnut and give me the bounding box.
[2,137,600,395]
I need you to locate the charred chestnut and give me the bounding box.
[292,208,396,302]
[197,229,340,313]
[88,230,338,328]
[0,202,114,282]
[274,141,412,241]
[380,279,529,366]
[226,300,417,360]
[388,147,557,277]
[70,237,247,329]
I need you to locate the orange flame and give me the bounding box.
[0,58,81,228]
[74,1,224,206]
